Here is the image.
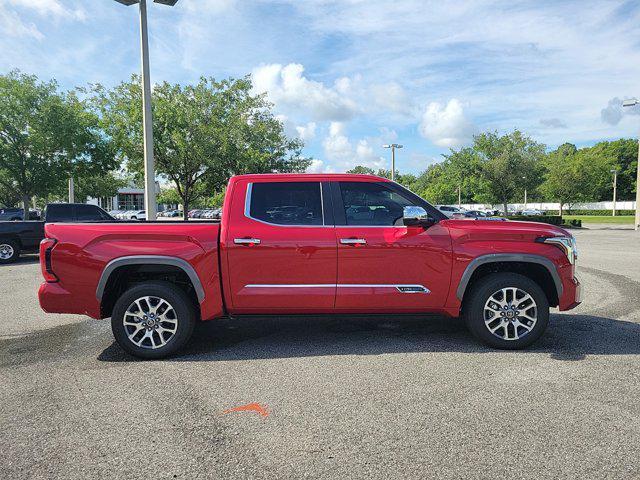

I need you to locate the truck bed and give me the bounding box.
[40,221,223,320]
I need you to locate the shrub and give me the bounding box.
[545,209,635,216]
[509,215,563,225]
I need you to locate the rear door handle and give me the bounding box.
[340,238,367,245]
[234,238,261,245]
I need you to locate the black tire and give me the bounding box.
[111,281,196,359]
[463,272,549,349]
[0,240,20,264]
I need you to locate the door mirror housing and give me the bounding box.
[403,206,435,228]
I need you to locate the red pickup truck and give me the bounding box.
[38,174,581,359]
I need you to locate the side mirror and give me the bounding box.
[403,206,435,228]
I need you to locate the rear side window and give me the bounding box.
[45,204,74,222]
[76,204,112,221]
[248,182,323,225]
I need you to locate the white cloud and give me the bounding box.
[251,63,358,121]
[0,7,42,39]
[295,122,317,142]
[322,122,386,172]
[370,82,413,116]
[419,99,476,148]
[8,0,85,21]
[306,158,325,173]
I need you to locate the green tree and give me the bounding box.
[540,143,590,216]
[93,75,309,219]
[471,130,545,214]
[0,71,116,217]
[346,166,376,175]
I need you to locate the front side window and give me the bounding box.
[340,182,414,226]
[248,182,323,226]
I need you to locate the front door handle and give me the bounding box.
[340,238,367,245]
[234,238,261,245]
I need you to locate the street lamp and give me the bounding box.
[611,169,618,217]
[382,144,403,182]
[622,98,640,230]
[113,0,179,220]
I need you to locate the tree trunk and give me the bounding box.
[503,201,509,217]
[22,194,30,220]
[559,202,563,218]
[182,198,189,221]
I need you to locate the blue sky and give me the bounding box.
[2,0,640,174]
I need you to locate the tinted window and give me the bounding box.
[249,182,323,225]
[45,204,74,222]
[340,182,414,226]
[76,204,112,221]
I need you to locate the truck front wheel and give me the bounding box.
[463,273,549,349]
[111,281,196,359]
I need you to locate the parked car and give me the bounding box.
[436,205,465,218]
[521,209,543,216]
[464,210,487,218]
[0,203,114,263]
[38,173,581,359]
[0,208,41,220]
[129,210,146,221]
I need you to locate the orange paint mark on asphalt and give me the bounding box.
[223,402,269,418]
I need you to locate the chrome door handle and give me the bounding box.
[234,238,261,245]
[340,238,366,245]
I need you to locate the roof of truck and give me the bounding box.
[229,173,391,182]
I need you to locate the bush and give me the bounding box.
[509,215,582,228]
[509,215,563,225]
[545,209,635,216]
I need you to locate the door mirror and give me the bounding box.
[403,206,435,228]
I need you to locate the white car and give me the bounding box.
[436,205,465,218]
[521,209,543,216]
[129,210,146,220]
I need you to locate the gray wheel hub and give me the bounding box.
[0,243,14,260]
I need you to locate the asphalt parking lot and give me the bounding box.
[1,225,639,479]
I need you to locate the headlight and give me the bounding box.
[540,236,578,264]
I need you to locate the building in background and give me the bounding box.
[88,186,158,212]
[87,182,161,212]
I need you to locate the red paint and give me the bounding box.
[223,402,269,417]
[38,173,581,325]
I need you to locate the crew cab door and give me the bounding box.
[332,181,452,312]
[223,180,337,313]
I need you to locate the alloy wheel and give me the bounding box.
[123,296,178,349]
[483,287,537,341]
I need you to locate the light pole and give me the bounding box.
[114,0,179,220]
[382,144,403,182]
[622,98,640,230]
[611,169,618,217]
[68,178,74,203]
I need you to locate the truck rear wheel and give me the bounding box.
[111,281,196,359]
[463,273,549,349]
[0,240,19,264]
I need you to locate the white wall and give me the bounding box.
[459,201,636,211]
